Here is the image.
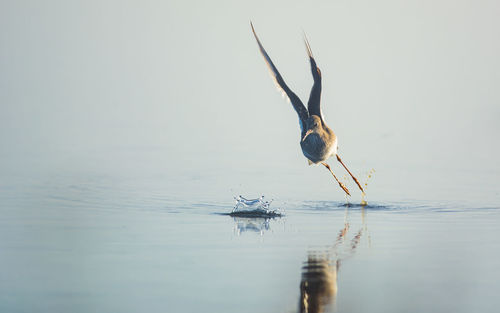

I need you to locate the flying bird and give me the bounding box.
[251,22,364,196]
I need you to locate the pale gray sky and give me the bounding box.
[1,0,499,201]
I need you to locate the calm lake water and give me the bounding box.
[1,151,499,313]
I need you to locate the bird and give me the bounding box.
[251,22,364,196]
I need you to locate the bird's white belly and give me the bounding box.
[319,140,337,162]
[327,140,338,158]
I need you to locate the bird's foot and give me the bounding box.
[352,177,365,194]
[339,182,351,196]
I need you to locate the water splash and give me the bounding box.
[360,169,376,206]
[230,195,283,217]
[341,174,351,205]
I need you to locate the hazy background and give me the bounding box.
[1,0,499,204]
[1,2,500,312]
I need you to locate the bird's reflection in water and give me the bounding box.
[300,254,339,313]
[299,206,369,313]
[232,217,271,235]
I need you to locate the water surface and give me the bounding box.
[1,164,499,313]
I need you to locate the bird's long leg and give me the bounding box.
[336,154,365,194]
[321,162,351,196]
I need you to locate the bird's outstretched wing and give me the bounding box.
[251,22,308,132]
[304,35,323,121]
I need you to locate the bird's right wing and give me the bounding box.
[251,22,308,132]
[304,35,323,121]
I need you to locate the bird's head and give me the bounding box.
[302,115,323,142]
[306,115,322,130]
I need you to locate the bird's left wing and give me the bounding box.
[251,22,308,131]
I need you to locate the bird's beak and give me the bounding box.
[302,129,313,142]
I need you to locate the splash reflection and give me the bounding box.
[232,217,271,235]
